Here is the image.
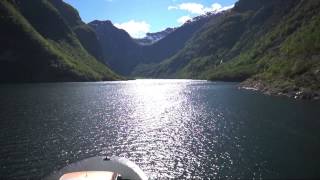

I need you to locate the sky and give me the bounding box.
[63,0,237,38]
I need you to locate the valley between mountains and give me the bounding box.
[0,0,319,99]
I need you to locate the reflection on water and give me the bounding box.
[0,80,320,179]
[126,80,211,179]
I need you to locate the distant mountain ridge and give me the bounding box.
[89,12,220,76]
[135,28,176,46]
[89,20,142,75]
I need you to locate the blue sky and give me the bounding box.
[63,0,237,38]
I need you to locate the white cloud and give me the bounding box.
[114,20,150,38]
[211,3,222,11]
[169,2,234,15]
[177,15,192,24]
[179,3,206,14]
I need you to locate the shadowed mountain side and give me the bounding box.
[89,20,142,76]
[0,0,120,82]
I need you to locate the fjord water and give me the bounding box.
[0,80,320,179]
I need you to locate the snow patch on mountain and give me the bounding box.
[135,28,176,45]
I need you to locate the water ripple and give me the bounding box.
[0,80,320,179]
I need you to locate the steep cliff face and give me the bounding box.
[0,0,120,82]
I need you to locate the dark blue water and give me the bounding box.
[0,80,319,179]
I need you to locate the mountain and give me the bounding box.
[89,20,142,76]
[136,12,221,64]
[145,0,320,99]
[49,0,104,62]
[0,0,120,82]
[135,28,176,46]
[132,12,223,76]
[90,12,219,76]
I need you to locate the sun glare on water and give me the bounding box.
[116,79,211,178]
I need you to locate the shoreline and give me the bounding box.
[240,79,320,101]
